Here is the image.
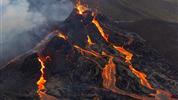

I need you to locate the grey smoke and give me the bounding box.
[0,0,74,66]
[27,0,74,22]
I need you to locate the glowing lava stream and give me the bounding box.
[92,18,109,42]
[58,32,68,40]
[92,16,154,90]
[75,0,88,15]
[70,1,157,99]
[74,45,100,57]
[114,46,154,89]
[102,56,116,89]
[37,57,47,98]
[102,56,155,100]
[87,35,95,45]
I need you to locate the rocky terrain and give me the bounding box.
[82,0,178,69]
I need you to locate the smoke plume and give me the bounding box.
[0,0,74,66]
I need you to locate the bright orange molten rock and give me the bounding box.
[58,32,68,40]
[92,16,153,90]
[92,18,109,42]
[87,35,95,45]
[37,58,47,96]
[102,56,116,89]
[114,46,153,89]
[34,1,165,99]
[76,0,88,15]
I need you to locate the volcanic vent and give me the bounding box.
[0,1,178,100]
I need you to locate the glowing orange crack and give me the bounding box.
[102,56,116,89]
[129,65,153,89]
[92,17,109,42]
[74,45,100,57]
[102,56,154,100]
[114,46,153,89]
[57,33,68,40]
[37,57,47,95]
[92,16,153,90]
[113,46,133,63]
[87,35,95,45]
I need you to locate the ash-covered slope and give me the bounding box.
[118,19,178,69]
[85,0,178,22]
[0,5,178,100]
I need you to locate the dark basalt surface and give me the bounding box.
[118,19,178,70]
[0,11,178,100]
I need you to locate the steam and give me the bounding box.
[0,0,74,66]
[27,0,74,22]
[1,0,46,42]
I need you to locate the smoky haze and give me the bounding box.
[0,0,74,67]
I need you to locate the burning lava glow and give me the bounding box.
[75,1,157,99]
[37,57,47,98]
[34,1,175,100]
[102,56,116,89]
[92,18,109,42]
[92,16,153,90]
[76,0,88,15]
[58,32,68,40]
[114,46,153,89]
[87,35,95,45]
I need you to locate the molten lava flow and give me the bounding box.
[102,56,155,100]
[114,46,153,89]
[37,57,47,97]
[92,16,153,90]
[87,35,94,45]
[74,45,100,57]
[113,46,133,63]
[102,56,116,89]
[129,65,153,89]
[58,33,68,40]
[75,0,88,15]
[92,17,109,42]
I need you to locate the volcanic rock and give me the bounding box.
[0,10,178,100]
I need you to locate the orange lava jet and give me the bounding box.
[75,0,88,15]
[37,57,47,98]
[58,32,68,40]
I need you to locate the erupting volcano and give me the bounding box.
[0,0,178,100]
